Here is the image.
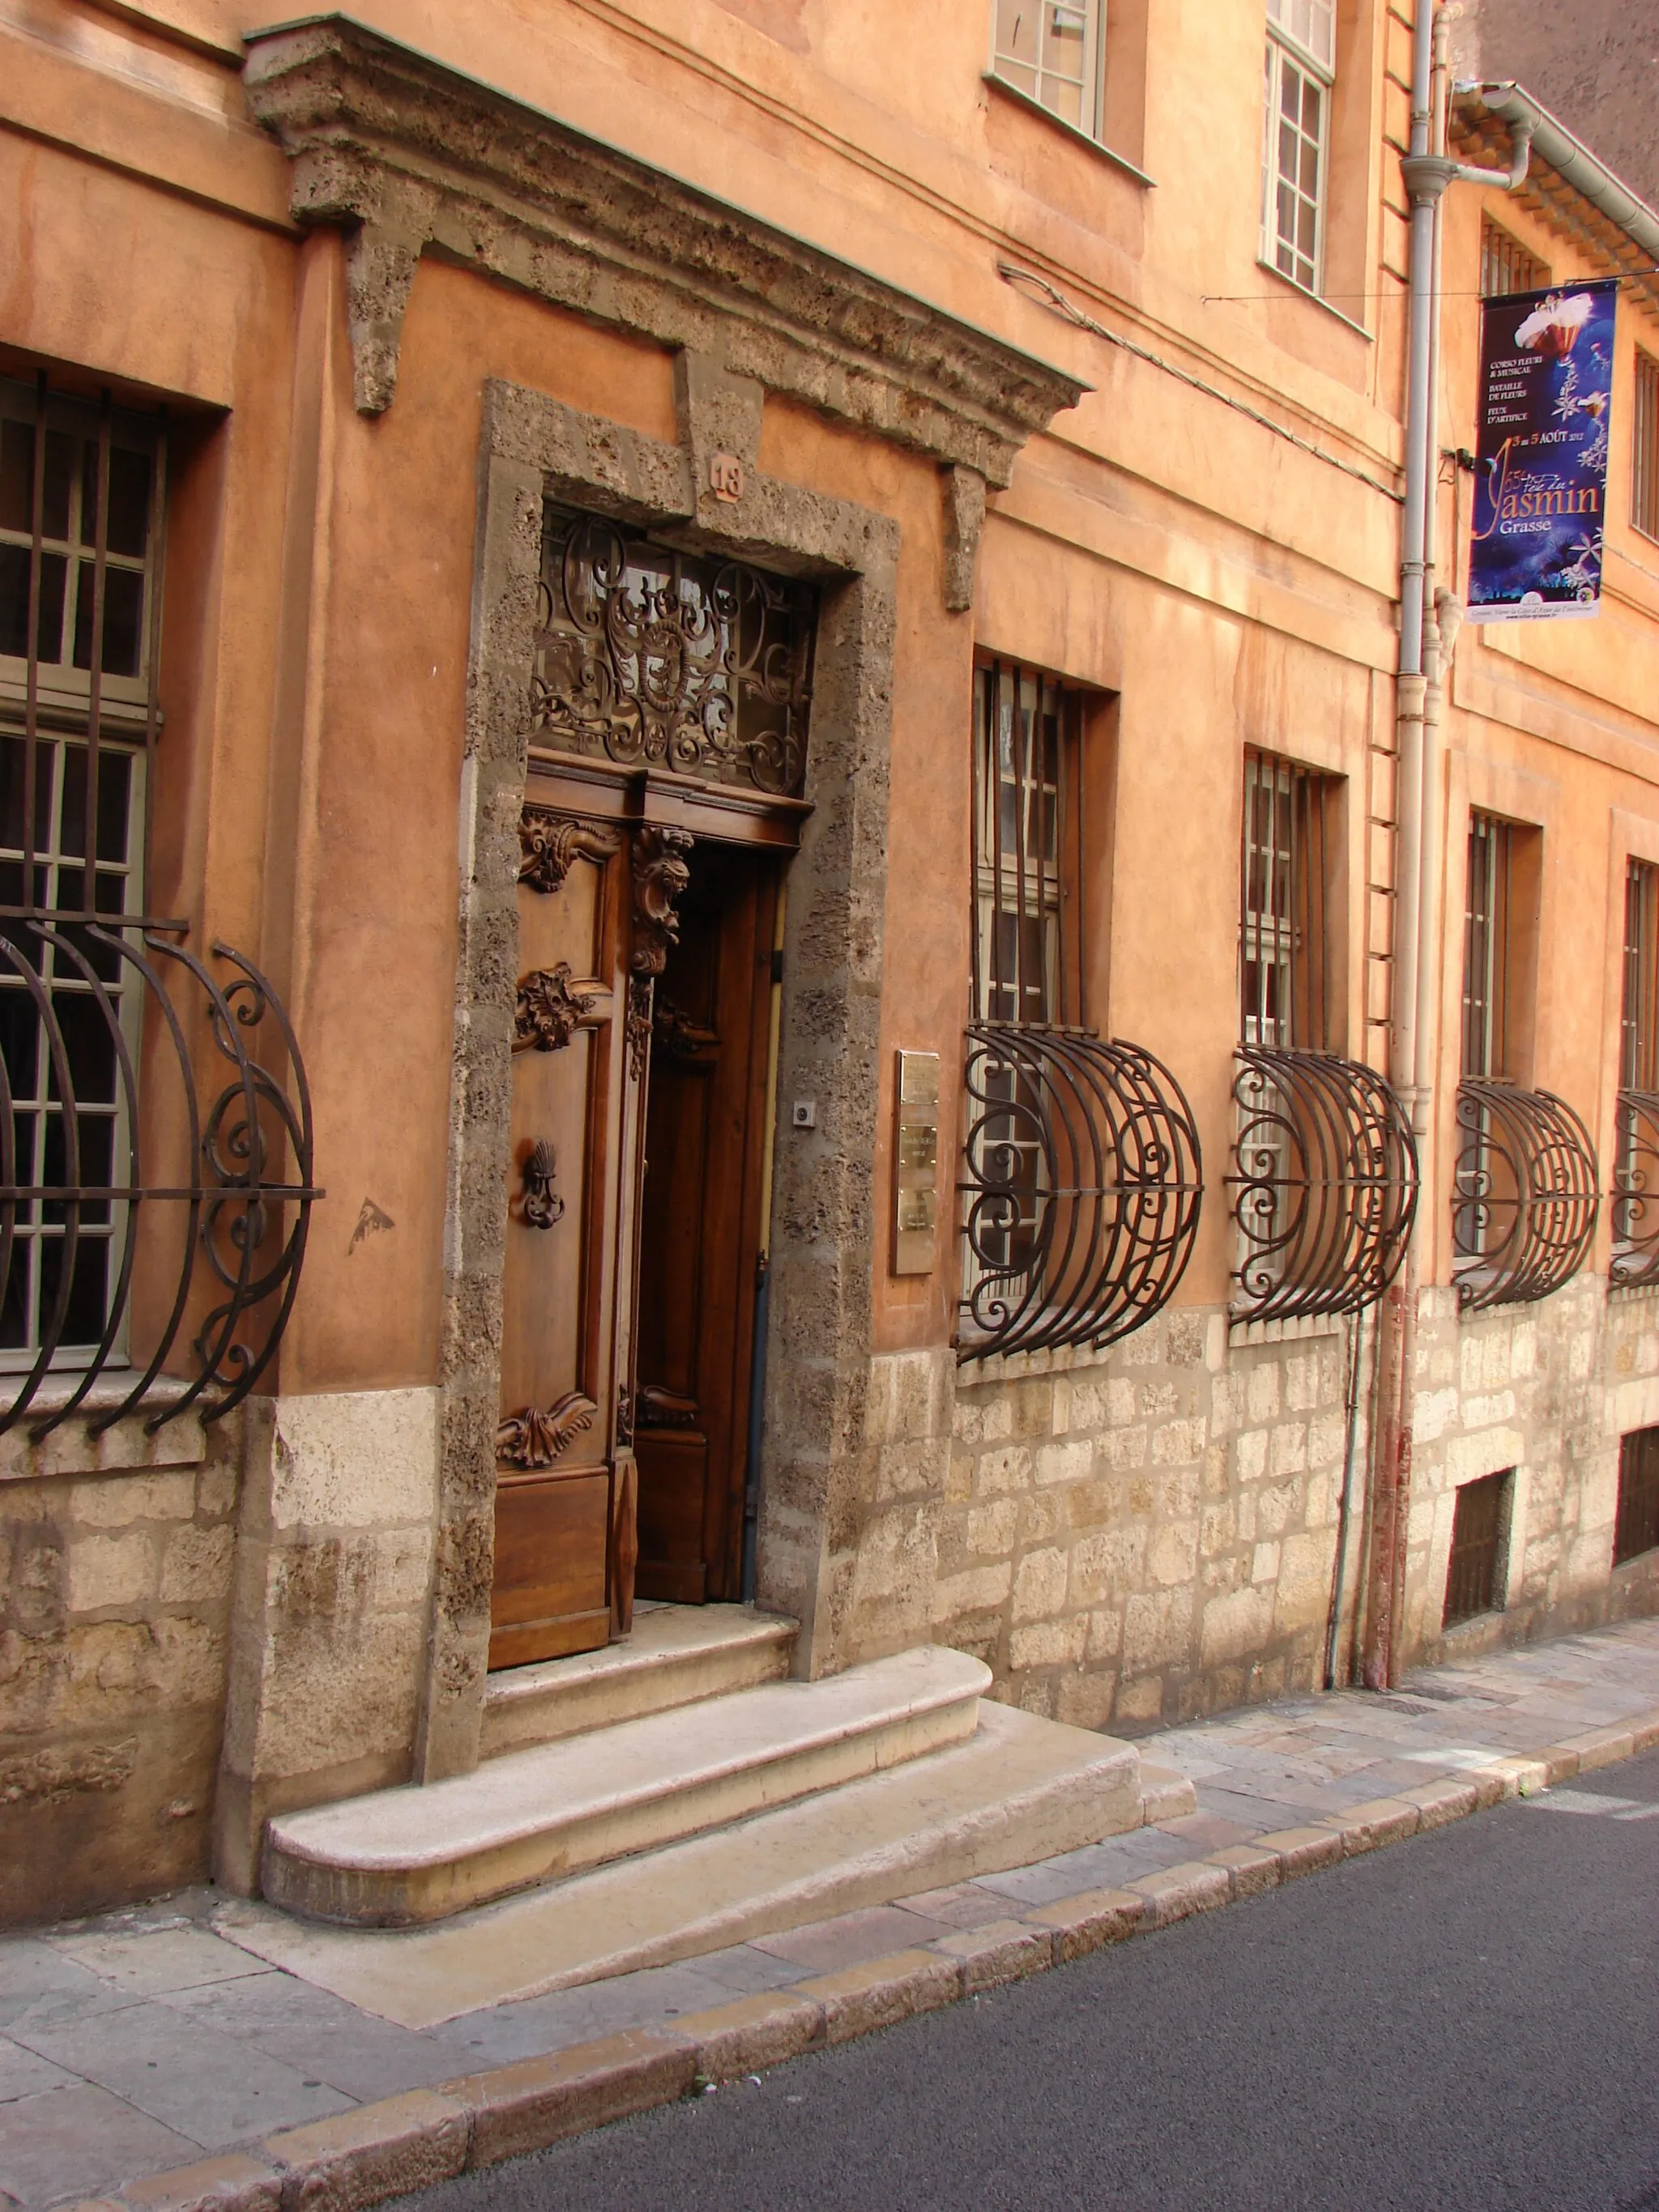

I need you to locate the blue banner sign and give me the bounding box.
[1468,279,1618,624]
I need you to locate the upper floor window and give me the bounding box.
[970,659,1085,1028]
[1480,219,1549,300]
[1461,810,1520,1080]
[1632,350,1659,543]
[1262,0,1333,296]
[1240,748,1333,1050]
[990,1,1105,139]
[1621,858,1659,1093]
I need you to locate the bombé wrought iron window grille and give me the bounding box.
[1612,859,1659,1289]
[0,373,318,1436]
[1452,812,1591,1309]
[1452,1080,1597,1311]
[957,661,1203,1362]
[1230,751,1414,1321]
[531,502,817,799]
[1229,1048,1418,1324]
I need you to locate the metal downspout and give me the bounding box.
[1363,2,1531,1690]
[1363,0,1435,1691]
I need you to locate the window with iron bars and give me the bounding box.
[1239,748,1332,1052]
[965,661,1085,1288]
[1614,1427,1659,1566]
[958,663,1201,1360]
[989,1,1105,138]
[1479,219,1549,301]
[1442,1468,1510,1627]
[1261,0,1333,296]
[1620,859,1658,1095]
[1461,811,1518,1085]
[0,378,162,1369]
[1613,858,1659,1286]
[1632,352,1659,544]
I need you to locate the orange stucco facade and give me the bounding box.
[2,0,1658,1926]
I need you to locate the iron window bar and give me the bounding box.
[1611,1089,1659,1289]
[1451,1079,1597,1311]
[1227,1046,1418,1323]
[0,371,319,1435]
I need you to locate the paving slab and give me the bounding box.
[156,1975,463,2104]
[11,2000,352,2146]
[0,2082,203,2206]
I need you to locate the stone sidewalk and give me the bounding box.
[6,1617,1659,2211]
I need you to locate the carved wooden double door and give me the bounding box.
[488,775,786,1668]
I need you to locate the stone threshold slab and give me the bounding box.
[218,1699,1144,2026]
[263,1646,991,1929]
[480,1604,797,1759]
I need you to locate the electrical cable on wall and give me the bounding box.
[997,261,1405,504]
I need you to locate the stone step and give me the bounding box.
[220,1698,1145,2026]
[262,1645,990,1929]
[480,1604,797,1761]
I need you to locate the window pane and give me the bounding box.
[996,0,1039,65]
[0,546,69,663]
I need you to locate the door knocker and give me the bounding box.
[519,1137,565,1230]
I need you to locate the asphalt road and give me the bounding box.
[409,1745,1659,2212]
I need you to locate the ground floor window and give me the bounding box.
[1614,1429,1659,1566]
[0,374,160,1371]
[1443,1470,1511,1626]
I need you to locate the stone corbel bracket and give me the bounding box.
[241,15,1086,480]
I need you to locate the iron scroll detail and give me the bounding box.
[531,505,815,798]
[0,927,321,1439]
[1227,1047,1418,1323]
[1612,1089,1659,1289]
[956,1024,1203,1362]
[1452,1079,1598,1311]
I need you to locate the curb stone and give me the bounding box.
[63,1700,1659,2212]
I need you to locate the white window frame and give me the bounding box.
[1261,0,1334,297]
[989,1,1107,142]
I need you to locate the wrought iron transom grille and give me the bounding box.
[1228,1046,1418,1323]
[531,502,816,798]
[0,373,318,1435]
[957,662,1202,1362]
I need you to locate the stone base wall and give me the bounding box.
[936,1311,1358,1732]
[1400,1276,1659,1666]
[0,1405,230,1925]
[214,1387,441,1894]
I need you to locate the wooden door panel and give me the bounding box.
[490,1468,613,1666]
[632,1432,710,1602]
[635,848,777,1603]
[490,803,637,1669]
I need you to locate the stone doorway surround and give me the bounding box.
[237,11,1085,1813]
[436,360,905,1788]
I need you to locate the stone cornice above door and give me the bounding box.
[240,14,1086,485]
